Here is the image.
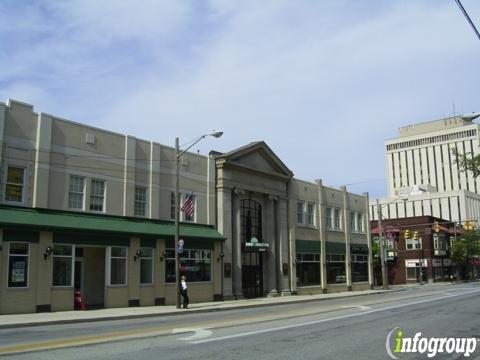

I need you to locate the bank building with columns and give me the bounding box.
[0,99,371,314]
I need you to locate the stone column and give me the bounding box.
[276,197,290,295]
[266,196,278,296]
[287,197,297,294]
[217,187,234,299]
[364,192,374,289]
[232,189,243,298]
[342,186,352,291]
[316,179,328,293]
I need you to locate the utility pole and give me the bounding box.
[376,198,388,290]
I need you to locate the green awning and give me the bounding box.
[296,239,320,253]
[0,206,225,242]
[326,241,346,255]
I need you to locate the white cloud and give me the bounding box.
[1,0,479,198]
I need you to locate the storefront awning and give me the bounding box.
[0,205,225,241]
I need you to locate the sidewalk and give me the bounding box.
[0,288,403,329]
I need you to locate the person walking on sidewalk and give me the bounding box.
[180,275,189,309]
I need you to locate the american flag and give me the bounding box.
[180,192,194,217]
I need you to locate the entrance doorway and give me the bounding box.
[242,251,263,298]
[76,246,105,309]
[240,199,264,298]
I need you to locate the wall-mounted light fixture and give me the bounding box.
[160,250,167,262]
[217,252,224,263]
[134,249,143,262]
[44,246,53,260]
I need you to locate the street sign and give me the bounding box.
[177,239,184,254]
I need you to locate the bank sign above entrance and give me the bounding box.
[244,237,270,252]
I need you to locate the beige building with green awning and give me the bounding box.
[0,99,371,314]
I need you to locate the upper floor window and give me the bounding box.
[90,179,105,212]
[5,166,25,203]
[326,207,333,229]
[68,175,85,209]
[406,238,422,250]
[334,208,342,230]
[357,213,364,232]
[297,202,304,224]
[307,202,315,226]
[134,186,147,217]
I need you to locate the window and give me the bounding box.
[90,179,105,212]
[134,186,147,217]
[68,175,85,209]
[307,203,315,226]
[241,199,262,243]
[53,245,74,287]
[351,254,368,282]
[8,242,29,288]
[140,247,153,284]
[406,238,422,250]
[296,253,320,286]
[326,254,345,284]
[357,213,364,232]
[326,207,333,229]
[5,166,25,203]
[350,212,356,231]
[297,202,304,224]
[109,247,127,285]
[165,249,211,283]
[334,208,341,230]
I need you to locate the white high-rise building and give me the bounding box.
[371,113,480,223]
[386,115,480,197]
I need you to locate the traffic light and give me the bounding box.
[413,231,419,240]
[434,222,440,233]
[404,229,411,239]
[464,220,474,231]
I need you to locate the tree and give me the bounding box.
[450,229,480,280]
[452,148,480,179]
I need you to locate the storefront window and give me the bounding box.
[8,242,29,288]
[109,247,127,285]
[352,254,368,282]
[53,245,74,287]
[140,247,153,284]
[165,249,211,283]
[327,254,345,284]
[296,253,320,286]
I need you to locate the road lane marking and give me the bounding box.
[190,289,480,345]
[172,328,212,341]
[340,305,371,311]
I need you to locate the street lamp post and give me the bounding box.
[174,131,223,309]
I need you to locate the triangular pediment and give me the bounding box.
[214,142,293,179]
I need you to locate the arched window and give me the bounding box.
[241,199,262,244]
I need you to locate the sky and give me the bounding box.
[1,0,479,198]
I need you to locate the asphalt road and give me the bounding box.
[1,283,479,359]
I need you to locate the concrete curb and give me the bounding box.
[0,289,405,330]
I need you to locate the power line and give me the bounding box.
[454,0,480,41]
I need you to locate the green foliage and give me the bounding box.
[450,229,480,266]
[452,148,480,179]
